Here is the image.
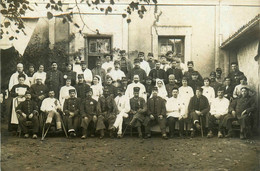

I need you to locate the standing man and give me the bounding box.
[189,71,203,94]
[165,74,179,98]
[207,87,230,138]
[63,89,81,137]
[223,77,234,100]
[45,62,63,98]
[228,62,245,84]
[79,61,93,86]
[148,60,167,85]
[166,60,183,85]
[127,58,147,84]
[109,60,126,82]
[209,71,222,96]
[118,50,132,76]
[101,54,114,73]
[184,61,203,83]
[96,87,117,138]
[92,59,106,84]
[16,91,39,139]
[147,52,155,69]
[138,52,151,76]
[27,64,35,86]
[9,63,30,91]
[80,88,98,139]
[216,68,223,84]
[188,87,210,137]
[63,63,77,86]
[145,87,168,139]
[73,55,82,74]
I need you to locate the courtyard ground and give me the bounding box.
[1,123,260,171]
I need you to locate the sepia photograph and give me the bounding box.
[0,0,260,170]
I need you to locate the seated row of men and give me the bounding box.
[15,80,256,140]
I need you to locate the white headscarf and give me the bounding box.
[93,75,102,86]
[150,79,167,99]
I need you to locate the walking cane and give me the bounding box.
[200,116,203,137]
[122,123,130,137]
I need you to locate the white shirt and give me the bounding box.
[140,60,151,76]
[210,97,230,118]
[125,82,147,101]
[32,71,46,84]
[101,61,114,73]
[178,86,194,103]
[9,72,30,91]
[166,96,185,118]
[202,86,215,103]
[41,97,61,112]
[59,86,77,108]
[109,69,126,81]
[114,95,130,113]
[91,84,103,101]
[160,63,171,71]
[73,63,82,75]
[179,62,188,74]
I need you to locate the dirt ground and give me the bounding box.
[1,123,260,171]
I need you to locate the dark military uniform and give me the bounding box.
[63,70,77,86]
[74,83,90,100]
[16,99,39,134]
[30,83,49,106]
[228,70,244,85]
[96,96,117,131]
[223,95,256,134]
[103,84,117,97]
[128,96,147,127]
[63,97,81,133]
[166,67,183,85]
[80,96,98,135]
[165,83,179,98]
[149,68,167,85]
[127,67,147,84]
[184,70,203,83]
[189,80,203,94]
[146,96,167,135]
[119,57,132,75]
[45,70,63,98]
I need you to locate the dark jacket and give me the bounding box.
[188,95,210,115]
[16,99,38,115]
[128,67,147,84]
[63,97,81,116]
[80,97,97,118]
[149,68,167,84]
[166,67,183,84]
[30,83,49,103]
[74,83,90,100]
[229,96,256,117]
[97,96,118,116]
[147,96,166,116]
[63,70,77,86]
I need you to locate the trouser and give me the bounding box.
[168,117,184,135]
[113,111,128,135]
[208,115,225,132]
[81,115,97,135]
[45,111,62,129]
[145,116,167,135]
[190,112,208,130]
[223,114,250,132]
[18,115,39,134]
[96,115,116,131]
[68,116,79,132]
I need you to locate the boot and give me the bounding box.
[100,129,104,139]
[137,127,142,138]
[207,130,213,138]
[81,129,87,139]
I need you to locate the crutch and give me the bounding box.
[200,116,203,137]
[41,122,51,141]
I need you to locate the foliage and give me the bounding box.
[1,0,158,40]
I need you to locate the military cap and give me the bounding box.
[187,61,194,65]
[133,87,140,92]
[148,52,153,57]
[210,71,216,76]
[80,61,86,65]
[191,71,199,75]
[121,76,127,81]
[114,60,120,65]
[119,50,126,54]
[25,90,31,95]
[182,77,188,81]
[146,76,152,80]
[78,74,84,78]
[134,58,140,63]
[216,68,222,73]
[86,88,93,93]
[240,86,249,91]
[172,86,179,91]
[69,89,76,93]
[217,86,225,92]
[240,75,247,81]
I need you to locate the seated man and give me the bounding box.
[16,91,39,139]
[224,87,256,139]
[207,87,230,138]
[125,75,147,101]
[96,87,117,139]
[111,88,130,138]
[148,60,167,85]
[63,89,81,137]
[30,76,49,107]
[40,90,63,132]
[145,87,168,139]
[166,87,185,138]
[188,87,210,137]
[80,88,98,139]
[128,87,147,138]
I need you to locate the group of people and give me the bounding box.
[4,50,256,140]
